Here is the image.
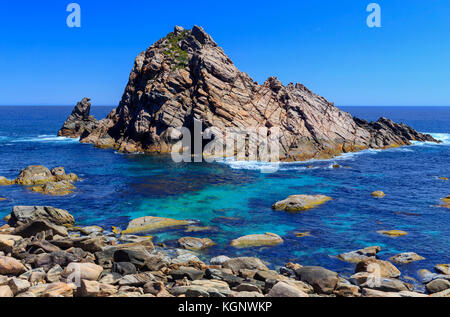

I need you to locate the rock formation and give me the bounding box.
[60,26,437,161]
[58,97,98,138]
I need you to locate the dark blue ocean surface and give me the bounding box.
[0,106,449,286]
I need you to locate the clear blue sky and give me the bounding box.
[0,0,449,106]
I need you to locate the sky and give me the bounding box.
[0,0,449,106]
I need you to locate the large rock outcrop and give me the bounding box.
[58,98,98,138]
[68,26,436,161]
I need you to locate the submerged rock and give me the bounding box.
[58,97,98,138]
[30,180,76,196]
[371,191,386,198]
[272,195,332,212]
[119,216,192,234]
[389,252,425,264]
[178,237,215,251]
[377,230,408,237]
[230,233,283,248]
[77,25,437,160]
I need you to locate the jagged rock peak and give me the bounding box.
[59,26,438,161]
[58,97,98,138]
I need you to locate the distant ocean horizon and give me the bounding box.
[0,105,449,291]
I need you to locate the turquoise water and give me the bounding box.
[0,106,449,283]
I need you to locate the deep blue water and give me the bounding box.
[0,106,449,286]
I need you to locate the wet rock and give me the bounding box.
[272,195,332,212]
[355,259,401,278]
[435,264,450,275]
[294,266,339,294]
[337,246,381,263]
[230,233,283,248]
[62,262,103,281]
[171,266,204,281]
[0,177,13,186]
[15,165,54,185]
[9,206,75,227]
[222,257,269,273]
[389,252,425,264]
[426,279,450,294]
[178,237,215,251]
[30,180,75,196]
[0,255,26,275]
[12,220,68,238]
[58,97,98,138]
[371,191,386,198]
[268,281,309,297]
[377,230,408,237]
[119,216,192,234]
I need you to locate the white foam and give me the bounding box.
[411,132,450,147]
[11,135,80,144]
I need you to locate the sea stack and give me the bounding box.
[58,97,98,138]
[61,26,436,160]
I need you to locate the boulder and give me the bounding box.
[12,220,68,238]
[0,256,26,275]
[41,282,74,297]
[62,262,103,281]
[119,216,192,234]
[0,285,13,297]
[78,279,118,297]
[426,279,450,294]
[15,165,54,185]
[272,195,332,212]
[0,234,23,253]
[337,246,381,263]
[117,272,154,287]
[222,257,269,273]
[294,266,339,294]
[170,267,204,281]
[360,277,409,292]
[435,264,450,275]
[389,252,425,264]
[355,258,401,278]
[230,233,283,248]
[178,237,215,251]
[113,247,153,269]
[8,277,31,295]
[267,281,309,297]
[9,206,75,226]
[210,255,230,266]
[113,262,137,276]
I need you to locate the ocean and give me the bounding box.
[0,106,449,287]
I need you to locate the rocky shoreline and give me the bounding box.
[1,204,449,298]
